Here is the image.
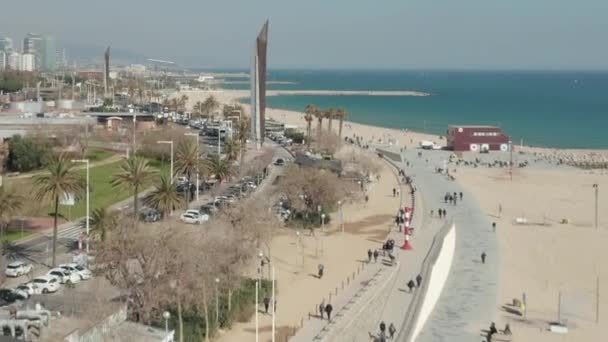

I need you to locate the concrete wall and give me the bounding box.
[411,223,456,341]
[64,305,127,342]
[376,148,402,163]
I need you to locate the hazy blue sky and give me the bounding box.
[1,0,607,69]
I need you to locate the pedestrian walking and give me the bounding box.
[395,215,400,228]
[442,208,447,217]
[380,321,386,335]
[373,250,379,263]
[459,192,463,200]
[367,249,373,263]
[492,222,496,232]
[392,188,396,197]
[263,296,270,314]
[416,274,422,287]
[388,323,396,339]
[318,264,325,278]
[430,209,434,217]
[438,209,442,219]
[325,303,333,321]
[444,194,448,203]
[407,279,415,292]
[319,300,325,319]
[274,299,277,312]
[453,192,457,200]
[481,251,487,264]
[365,194,369,204]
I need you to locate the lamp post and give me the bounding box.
[157,140,174,183]
[162,311,171,333]
[255,279,259,342]
[338,201,343,233]
[184,133,200,201]
[593,184,599,229]
[71,159,90,253]
[215,277,220,324]
[130,108,137,154]
[321,213,326,232]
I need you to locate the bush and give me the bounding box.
[285,128,305,144]
[7,135,53,172]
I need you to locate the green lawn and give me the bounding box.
[1,230,33,243]
[57,160,157,220]
[85,148,115,162]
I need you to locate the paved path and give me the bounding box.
[398,149,500,342]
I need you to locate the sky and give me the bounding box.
[1,0,607,70]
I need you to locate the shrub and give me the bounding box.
[7,135,53,172]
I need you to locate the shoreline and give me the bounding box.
[175,89,608,155]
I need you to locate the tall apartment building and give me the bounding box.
[7,51,22,70]
[21,53,36,71]
[0,37,13,51]
[0,51,6,71]
[23,33,57,71]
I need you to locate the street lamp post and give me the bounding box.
[215,277,220,324]
[157,140,174,183]
[130,108,137,154]
[162,311,171,333]
[593,184,599,229]
[71,159,90,253]
[184,133,200,201]
[321,213,326,232]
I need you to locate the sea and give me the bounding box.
[226,70,608,149]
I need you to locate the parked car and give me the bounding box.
[13,283,35,298]
[31,276,61,294]
[200,204,218,216]
[59,264,93,280]
[5,261,32,277]
[0,289,26,306]
[48,268,81,285]
[180,211,210,224]
[140,207,161,223]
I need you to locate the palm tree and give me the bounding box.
[304,104,316,151]
[202,96,219,119]
[0,185,23,237]
[34,155,85,266]
[144,172,183,219]
[337,108,348,139]
[237,117,251,168]
[313,107,324,150]
[224,138,240,162]
[175,139,202,205]
[326,108,337,133]
[193,101,204,119]
[83,207,117,242]
[111,157,155,223]
[205,156,234,183]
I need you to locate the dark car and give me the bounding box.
[274,158,285,166]
[0,289,26,306]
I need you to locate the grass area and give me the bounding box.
[12,160,158,220]
[85,148,115,162]
[1,230,33,243]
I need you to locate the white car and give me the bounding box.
[31,276,61,294]
[59,264,93,280]
[48,268,81,285]
[5,261,33,277]
[180,212,210,224]
[13,283,35,298]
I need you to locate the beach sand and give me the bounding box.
[177,89,608,341]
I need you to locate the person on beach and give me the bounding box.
[318,264,325,278]
[492,222,496,232]
[368,249,373,263]
[459,192,463,200]
[393,188,396,197]
[373,250,379,263]
[481,251,487,264]
[407,279,416,292]
[444,194,448,203]
[263,296,270,314]
[319,300,326,319]
[430,209,434,217]
[388,323,396,339]
[416,274,422,287]
[443,208,447,217]
[325,303,333,321]
[379,321,386,336]
[503,323,511,335]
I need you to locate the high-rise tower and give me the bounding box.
[250,20,269,150]
[103,46,111,99]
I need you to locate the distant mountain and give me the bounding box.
[62,42,149,67]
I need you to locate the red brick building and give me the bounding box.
[446,125,510,152]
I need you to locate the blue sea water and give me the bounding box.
[234,70,608,149]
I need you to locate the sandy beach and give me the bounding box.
[177,89,608,341]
